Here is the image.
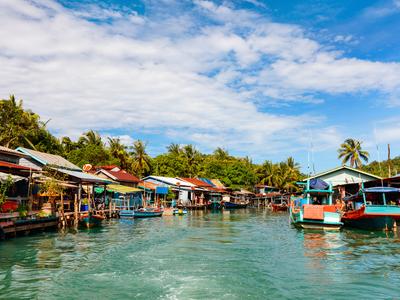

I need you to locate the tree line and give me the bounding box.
[2,95,393,190]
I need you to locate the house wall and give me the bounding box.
[316,169,378,187]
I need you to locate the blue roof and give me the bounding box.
[198,178,216,187]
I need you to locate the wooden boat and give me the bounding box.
[271,196,289,212]
[133,208,163,218]
[290,179,343,230]
[208,200,222,210]
[79,213,105,228]
[342,186,400,231]
[223,201,248,209]
[119,210,135,218]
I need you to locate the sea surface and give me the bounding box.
[1,209,400,299]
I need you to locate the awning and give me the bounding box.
[95,184,142,194]
[0,171,26,183]
[53,168,113,184]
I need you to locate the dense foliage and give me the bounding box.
[1,95,306,190]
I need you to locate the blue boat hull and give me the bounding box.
[223,202,247,209]
[343,216,395,231]
[133,210,163,218]
[119,210,135,218]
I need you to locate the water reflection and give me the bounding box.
[2,211,400,298]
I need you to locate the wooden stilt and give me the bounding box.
[74,194,78,228]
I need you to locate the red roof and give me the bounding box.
[96,165,119,170]
[97,168,140,183]
[180,178,214,187]
[0,160,39,171]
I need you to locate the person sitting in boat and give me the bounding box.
[312,197,321,205]
[345,201,354,211]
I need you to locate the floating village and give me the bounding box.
[1,143,400,239]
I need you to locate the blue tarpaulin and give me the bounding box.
[309,178,329,190]
[156,186,169,195]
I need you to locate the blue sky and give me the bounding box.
[1,0,400,173]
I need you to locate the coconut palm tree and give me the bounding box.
[338,138,369,168]
[167,143,181,156]
[182,144,201,177]
[0,95,39,148]
[130,140,151,177]
[108,137,130,170]
[213,147,230,160]
[79,130,103,146]
[258,160,276,186]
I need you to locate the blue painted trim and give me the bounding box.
[16,147,47,166]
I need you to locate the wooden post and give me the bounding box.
[60,191,65,228]
[109,196,112,218]
[103,184,106,216]
[74,194,78,228]
[87,184,91,211]
[78,184,82,213]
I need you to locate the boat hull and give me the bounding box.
[271,204,288,212]
[119,210,135,218]
[290,205,343,230]
[223,202,247,209]
[342,206,400,231]
[133,210,163,218]
[79,214,105,228]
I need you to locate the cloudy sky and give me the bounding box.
[1,0,400,172]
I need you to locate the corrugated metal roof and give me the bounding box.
[54,168,112,184]
[17,147,81,171]
[0,146,28,158]
[180,178,213,187]
[97,169,140,183]
[0,160,39,171]
[143,176,196,187]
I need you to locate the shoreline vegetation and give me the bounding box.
[0,95,396,191]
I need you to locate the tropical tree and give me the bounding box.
[0,95,40,148]
[167,143,182,156]
[181,144,202,177]
[79,130,103,146]
[108,137,131,170]
[338,138,369,168]
[213,147,230,161]
[130,140,151,177]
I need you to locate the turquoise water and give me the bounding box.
[1,209,400,299]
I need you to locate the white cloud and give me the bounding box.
[0,0,398,161]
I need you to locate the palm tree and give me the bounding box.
[167,143,181,156]
[213,147,229,160]
[108,137,130,169]
[0,95,39,148]
[182,144,201,177]
[258,160,275,186]
[130,140,151,177]
[79,130,103,146]
[338,138,369,168]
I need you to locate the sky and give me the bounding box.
[0,0,400,173]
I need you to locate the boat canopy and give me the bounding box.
[344,186,400,202]
[363,187,400,193]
